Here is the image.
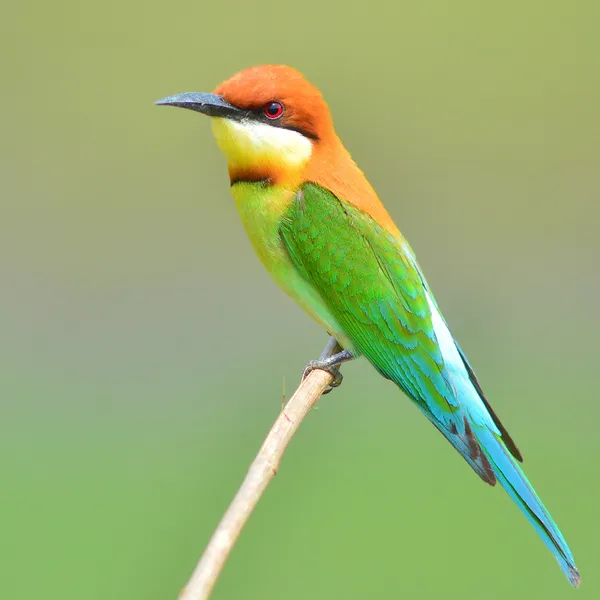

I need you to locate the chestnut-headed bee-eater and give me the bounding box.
[156,65,579,586]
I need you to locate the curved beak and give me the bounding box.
[155,92,244,119]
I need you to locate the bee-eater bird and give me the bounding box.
[156,64,579,586]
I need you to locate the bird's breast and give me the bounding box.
[230,181,348,344]
[231,181,295,267]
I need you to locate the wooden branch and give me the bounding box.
[178,367,334,600]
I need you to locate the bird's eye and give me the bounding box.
[264,101,284,119]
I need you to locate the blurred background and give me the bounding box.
[2,1,598,598]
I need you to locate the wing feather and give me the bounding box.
[279,182,513,484]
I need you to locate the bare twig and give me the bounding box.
[178,366,335,600]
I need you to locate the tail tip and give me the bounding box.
[567,565,581,588]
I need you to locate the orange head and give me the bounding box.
[156,65,399,235]
[156,65,335,185]
[214,65,335,143]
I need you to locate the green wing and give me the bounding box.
[280,183,456,415]
[280,182,497,483]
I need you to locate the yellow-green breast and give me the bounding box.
[231,181,348,345]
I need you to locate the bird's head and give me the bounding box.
[156,65,336,185]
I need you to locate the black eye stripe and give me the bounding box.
[279,124,320,141]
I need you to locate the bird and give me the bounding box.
[156,64,579,586]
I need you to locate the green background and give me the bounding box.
[2,1,598,598]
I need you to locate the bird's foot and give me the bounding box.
[302,337,354,394]
[302,361,344,394]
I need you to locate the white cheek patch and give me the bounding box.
[212,118,313,170]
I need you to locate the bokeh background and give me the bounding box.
[2,1,598,599]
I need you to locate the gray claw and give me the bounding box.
[302,361,344,394]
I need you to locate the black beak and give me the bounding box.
[155,92,244,119]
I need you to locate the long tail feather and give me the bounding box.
[474,425,580,587]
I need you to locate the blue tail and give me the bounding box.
[474,425,580,587]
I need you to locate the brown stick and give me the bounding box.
[177,367,334,600]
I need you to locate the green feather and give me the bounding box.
[280,182,458,418]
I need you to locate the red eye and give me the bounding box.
[264,101,284,119]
